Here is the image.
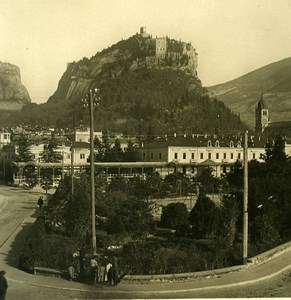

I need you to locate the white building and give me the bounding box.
[139,134,266,177]
[0,130,11,149]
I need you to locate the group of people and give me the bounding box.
[67,250,121,287]
[90,255,120,286]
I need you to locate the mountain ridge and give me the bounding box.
[0,61,31,110]
[207,57,291,127]
[0,31,245,135]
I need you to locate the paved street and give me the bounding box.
[0,184,291,299]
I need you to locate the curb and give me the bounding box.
[123,240,291,282]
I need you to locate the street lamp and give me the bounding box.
[82,88,101,256]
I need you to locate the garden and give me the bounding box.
[19,136,291,277]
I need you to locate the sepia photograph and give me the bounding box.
[0,0,291,299]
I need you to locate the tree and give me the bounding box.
[160,202,189,229]
[64,174,91,237]
[124,140,140,162]
[39,134,62,163]
[116,196,155,239]
[216,194,240,247]
[189,193,218,238]
[15,134,33,162]
[161,172,191,197]
[196,166,221,193]
[107,139,124,162]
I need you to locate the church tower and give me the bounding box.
[255,93,269,133]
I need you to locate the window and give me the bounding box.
[191,153,195,160]
[80,154,85,159]
[174,153,178,159]
[150,153,154,159]
[237,141,241,147]
[238,153,241,159]
[200,153,204,159]
[159,153,162,160]
[143,153,146,159]
[208,153,211,159]
[230,141,234,147]
[215,140,220,147]
[4,134,8,139]
[230,153,234,159]
[216,153,219,159]
[253,153,256,159]
[223,153,227,159]
[183,153,186,159]
[207,140,212,147]
[263,110,267,116]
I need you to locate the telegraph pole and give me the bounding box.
[82,88,100,256]
[71,146,74,199]
[243,130,249,264]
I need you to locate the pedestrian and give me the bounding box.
[0,270,8,300]
[90,255,98,284]
[68,265,75,281]
[37,196,44,209]
[112,256,120,286]
[104,258,112,285]
[97,263,106,286]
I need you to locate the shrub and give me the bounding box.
[160,202,189,229]
[19,217,82,272]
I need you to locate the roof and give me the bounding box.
[72,141,90,149]
[198,159,219,166]
[142,135,266,149]
[257,93,268,110]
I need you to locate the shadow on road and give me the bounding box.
[4,208,39,268]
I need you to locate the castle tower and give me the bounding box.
[255,93,269,133]
[156,37,167,59]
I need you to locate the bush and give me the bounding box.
[19,217,82,272]
[160,202,189,229]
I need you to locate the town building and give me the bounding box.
[0,129,11,149]
[138,133,266,177]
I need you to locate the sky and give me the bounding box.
[1,0,291,104]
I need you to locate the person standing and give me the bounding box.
[112,256,119,286]
[90,256,98,284]
[37,196,44,209]
[0,270,8,300]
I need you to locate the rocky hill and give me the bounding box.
[0,62,31,110]
[207,57,291,128]
[0,31,245,135]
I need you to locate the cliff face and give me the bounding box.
[48,34,198,104]
[0,62,31,110]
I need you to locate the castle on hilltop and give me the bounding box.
[131,27,198,77]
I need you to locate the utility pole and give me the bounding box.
[82,88,100,256]
[243,130,249,264]
[71,146,74,200]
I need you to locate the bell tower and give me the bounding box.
[255,93,269,133]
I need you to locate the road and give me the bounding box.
[0,184,291,299]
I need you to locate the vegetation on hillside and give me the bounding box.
[0,34,246,135]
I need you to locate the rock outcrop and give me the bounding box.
[0,62,31,110]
